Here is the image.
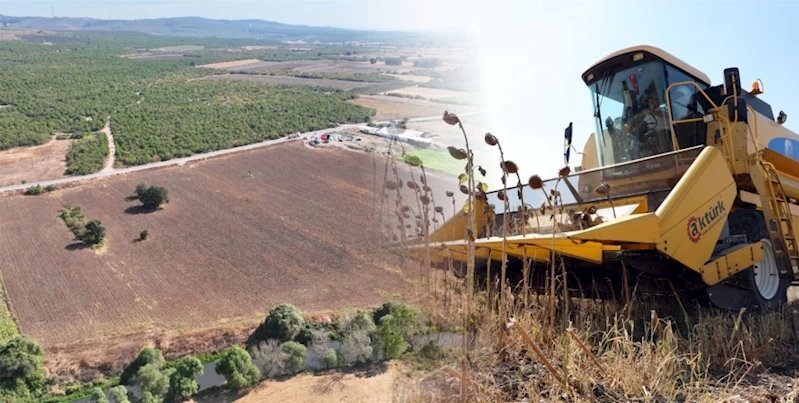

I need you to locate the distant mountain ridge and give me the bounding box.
[0,14,444,44]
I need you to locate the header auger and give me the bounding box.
[397,45,799,312]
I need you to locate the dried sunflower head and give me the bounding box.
[446,191,454,197]
[407,181,419,190]
[484,132,498,146]
[447,146,468,160]
[459,184,469,194]
[435,206,444,214]
[443,111,460,125]
[558,166,571,178]
[501,160,519,174]
[384,180,398,190]
[420,195,431,205]
[595,183,610,196]
[528,175,543,190]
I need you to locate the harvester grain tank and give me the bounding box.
[403,45,799,312]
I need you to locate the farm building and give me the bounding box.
[374,126,433,147]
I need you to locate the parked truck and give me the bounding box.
[404,45,799,312]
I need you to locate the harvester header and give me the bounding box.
[400,45,799,312]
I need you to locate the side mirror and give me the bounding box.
[563,122,573,165]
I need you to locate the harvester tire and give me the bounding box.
[728,209,789,312]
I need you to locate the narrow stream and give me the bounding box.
[70,332,465,402]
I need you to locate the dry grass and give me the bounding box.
[387,112,799,403]
[0,136,71,186]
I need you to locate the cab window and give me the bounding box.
[666,65,708,149]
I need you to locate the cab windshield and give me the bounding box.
[590,61,672,166]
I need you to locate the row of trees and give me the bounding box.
[60,205,106,247]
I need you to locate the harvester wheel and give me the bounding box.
[728,210,789,312]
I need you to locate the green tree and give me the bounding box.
[135,182,148,198]
[322,348,338,369]
[169,356,203,399]
[0,335,46,400]
[120,347,164,384]
[251,304,304,344]
[374,314,408,359]
[215,346,261,389]
[139,186,169,210]
[108,386,130,403]
[80,220,106,246]
[369,58,377,64]
[280,341,307,374]
[137,363,174,403]
[90,387,109,403]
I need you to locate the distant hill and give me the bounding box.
[0,14,450,45]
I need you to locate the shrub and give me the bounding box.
[322,348,338,369]
[337,329,373,366]
[281,341,307,374]
[215,346,261,389]
[24,185,44,195]
[44,184,57,192]
[90,387,109,403]
[108,386,130,403]
[250,339,285,378]
[140,229,149,241]
[251,304,304,344]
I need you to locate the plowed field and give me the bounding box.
[0,141,458,348]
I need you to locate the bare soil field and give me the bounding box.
[0,141,458,351]
[199,59,263,70]
[0,137,70,186]
[386,74,434,83]
[199,74,371,90]
[348,95,478,122]
[122,53,191,60]
[386,86,473,100]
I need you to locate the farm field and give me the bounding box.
[198,73,372,90]
[386,86,474,100]
[386,73,434,82]
[348,95,479,122]
[0,137,70,186]
[0,141,459,350]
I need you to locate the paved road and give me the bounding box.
[0,112,482,194]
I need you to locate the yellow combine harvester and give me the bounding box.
[407,45,799,312]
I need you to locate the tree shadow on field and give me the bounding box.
[192,385,249,403]
[65,242,89,251]
[124,205,159,215]
[124,195,139,202]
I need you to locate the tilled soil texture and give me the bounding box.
[0,141,458,348]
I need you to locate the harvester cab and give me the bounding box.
[398,45,799,312]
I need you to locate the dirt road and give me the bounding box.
[100,116,115,173]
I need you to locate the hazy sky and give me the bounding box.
[3,0,799,181]
[0,0,472,31]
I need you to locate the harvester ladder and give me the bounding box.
[751,159,799,281]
